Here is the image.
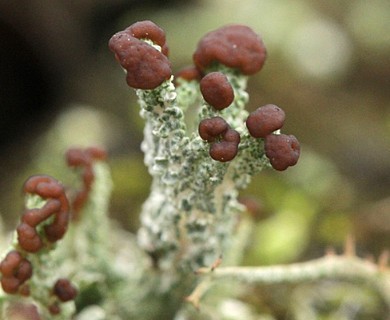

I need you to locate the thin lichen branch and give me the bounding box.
[188,253,390,310]
[199,255,387,284]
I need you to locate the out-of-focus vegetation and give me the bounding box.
[0,0,389,318]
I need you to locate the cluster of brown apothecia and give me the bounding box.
[197,104,300,168]
[0,250,78,317]
[108,21,265,90]
[246,104,300,170]
[191,24,299,168]
[0,147,105,315]
[16,175,70,254]
[0,250,32,296]
[109,21,300,169]
[198,116,240,162]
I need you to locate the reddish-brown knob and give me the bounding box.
[200,72,234,110]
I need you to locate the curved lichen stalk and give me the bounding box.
[0,147,119,319]
[0,175,75,319]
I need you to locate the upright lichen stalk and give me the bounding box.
[137,70,249,272]
[108,21,299,276]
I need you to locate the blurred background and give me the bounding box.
[0,0,389,316]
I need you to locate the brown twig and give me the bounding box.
[66,146,107,220]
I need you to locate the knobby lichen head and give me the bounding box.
[109,20,172,89]
[0,250,32,295]
[265,133,300,171]
[200,71,235,110]
[198,117,240,162]
[193,24,267,75]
